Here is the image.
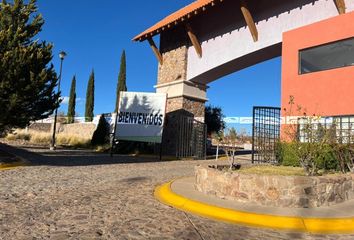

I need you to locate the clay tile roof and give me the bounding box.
[133,0,219,42]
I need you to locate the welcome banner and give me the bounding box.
[115,92,167,143]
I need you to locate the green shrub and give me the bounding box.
[276,142,300,167]
[277,142,339,174]
[314,144,339,171]
[91,115,110,146]
[330,143,354,173]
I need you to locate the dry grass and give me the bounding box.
[94,144,111,153]
[29,131,51,144]
[239,165,306,176]
[5,131,31,141]
[5,130,91,148]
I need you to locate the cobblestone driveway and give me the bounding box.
[0,146,353,240]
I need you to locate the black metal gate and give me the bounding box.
[176,116,207,160]
[252,106,281,164]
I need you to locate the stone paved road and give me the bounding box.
[1,145,354,240]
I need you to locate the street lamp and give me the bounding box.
[50,51,67,150]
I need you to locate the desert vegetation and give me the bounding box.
[278,96,354,176]
[5,130,91,148]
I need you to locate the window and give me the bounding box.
[298,116,354,143]
[299,37,354,74]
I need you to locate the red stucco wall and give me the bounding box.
[281,11,354,118]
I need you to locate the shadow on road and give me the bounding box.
[0,143,175,167]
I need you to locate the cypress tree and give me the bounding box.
[0,0,59,133]
[115,50,127,112]
[67,75,76,124]
[85,70,95,122]
[91,115,109,146]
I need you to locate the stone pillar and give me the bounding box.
[156,27,208,155]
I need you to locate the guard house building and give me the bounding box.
[133,0,354,154]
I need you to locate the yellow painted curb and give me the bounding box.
[155,181,354,234]
[0,160,28,171]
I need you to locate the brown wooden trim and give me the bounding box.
[186,23,202,58]
[148,38,163,65]
[240,0,258,42]
[334,0,346,14]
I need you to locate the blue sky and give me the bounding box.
[36,0,281,133]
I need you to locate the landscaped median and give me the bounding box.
[155,180,354,234]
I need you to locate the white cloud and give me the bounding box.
[60,96,70,104]
[61,97,84,105]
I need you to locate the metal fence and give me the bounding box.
[252,106,281,164]
[298,115,354,143]
[176,116,207,160]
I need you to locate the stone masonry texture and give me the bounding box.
[195,166,354,208]
[158,29,206,155]
[166,97,205,118]
[158,46,188,85]
[158,28,205,118]
[1,145,354,239]
[26,123,97,139]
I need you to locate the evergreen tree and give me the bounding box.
[0,0,59,133]
[85,70,95,122]
[67,75,76,123]
[115,50,127,112]
[91,115,109,146]
[205,105,225,136]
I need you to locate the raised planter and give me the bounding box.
[195,165,354,208]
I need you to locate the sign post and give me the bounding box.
[110,92,167,156]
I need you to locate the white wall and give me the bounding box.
[186,0,354,84]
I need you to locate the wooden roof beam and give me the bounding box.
[186,23,202,58]
[240,0,258,42]
[148,38,163,65]
[334,0,346,14]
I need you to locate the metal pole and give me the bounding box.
[251,107,255,164]
[110,112,118,157]
[50,58,64,150]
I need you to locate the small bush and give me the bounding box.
[57,134,91,148]
[30,132,52,144]
[94,144,111,153]
[315,144,339,171]
[5,129,91,148]
[91,115,110,146]
[276,142,300,167]
[5,131,31,141]
[277,142,340,174]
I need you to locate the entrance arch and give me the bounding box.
[133,0,354,155]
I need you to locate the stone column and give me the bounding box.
[156,27,208,155]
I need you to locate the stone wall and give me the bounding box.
[28,123,52,132]
[158,46,188,85]
[58,123,97,138]
[166,97,205,119]
[182,97,205,119]
[28,123,97,139]
[158,29,206,118]
[195,166,354,208]
[157,28,206,155]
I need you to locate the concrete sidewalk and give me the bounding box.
[152,177,354,234]
[171,177,354,218]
